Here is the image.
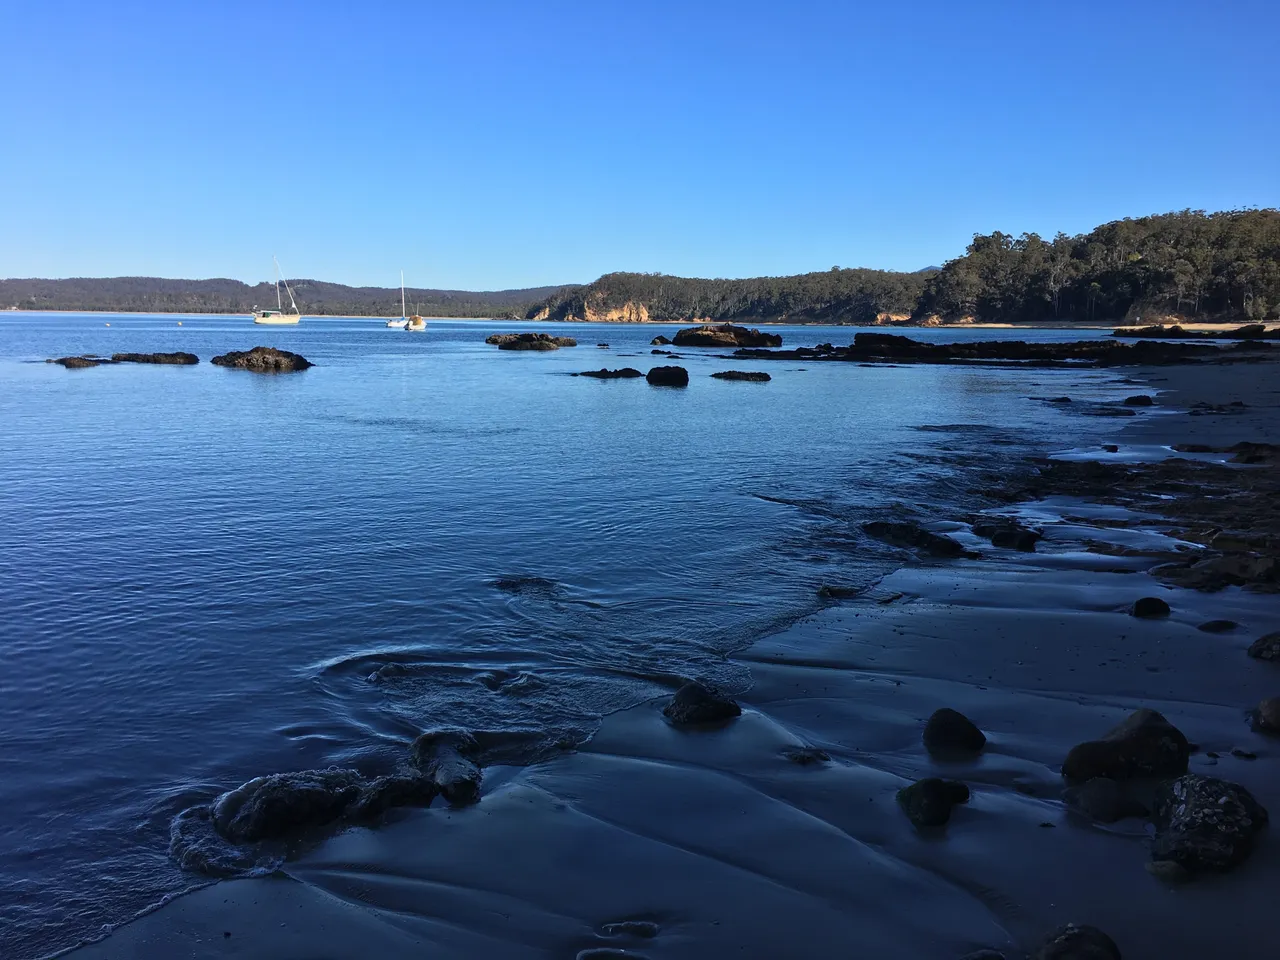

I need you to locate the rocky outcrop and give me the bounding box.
[349,774,439,820]
[1112,322,1279,340]
[211,768,365,843]
[48,355,113,368]
[646,365,689,387]
[651,335,672,345]
[1151,774,1268,873]
[410,732,483,806]
[1251,697,1280,734]
[862,520,970,558]
[574,368,643,379]
[1032,924,1121,960]
[211,346,312,372]
[663,681,741,725]
[488,332,577,350]
[711,370,771,382]
[896,778,970,828]
[672,323,783,348]
[112,352,199,365]
[584,300,649,323]
[1122,394,1154,406]
[1061,708,1190,783]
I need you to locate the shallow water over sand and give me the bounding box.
[0,315,1125,957]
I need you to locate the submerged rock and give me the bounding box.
[1123,394,1154,406]
[646,365,689,387]
[862,520,970,558]
[923,707,987,756]
[1032,923,1121,960]
[896,777,970,828]
[663,681,741,725]
[1251,697,1280,734]
[211,346,312,372]
[49,355,113,368]
[651,335,672,345]
[710,370,771,382]
[1197,619,1240,633]
[211,768,363,843]
[1129,596,1171,618]
[1062,708,1190,783]
[1150,774,1268,873]
[410,732,483,806]
[112,352,199,365]
[781,745,830,765]
[972,518,1041,552]
[1248,632,1280,661]
[574,367,643,379]
[1064,777,1150,823]
[672,323,782,348]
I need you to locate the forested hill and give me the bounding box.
[526,268,934,324]
[0,277,579,318]
[525,209,1279,326]
[914,209,1280,325]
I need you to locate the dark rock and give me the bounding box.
[1129,596,1170,618]
[600,920,660,938]
[1123,394,1154,406]
[781,745,830,765]
[211,768,363,843]
[211,346,312,372]
[1064,777,1150,823]
[112,352,199,365]
[574,368,643,379]
[1248,632,1280,661]
[410,732,483,806]
[1032,923,1121,960]
[972,518,1042,552]
[1151,773,1268,872]
[1062,708,1190,783]
[1231,748,1256,760]
[862,520,970,558]
[646,365,689,387]
[923,708,987,756]
[49,355,112,368]
[490,332,577,351]
[1252,696,1280,734]
[672,323,782,348]
[1102,444,1119,453]
[596,343,609,348]
[1113,322,1279,341]
[1047,397,1073,403]
[710,370,771,382]
[1197,619,1239,633]
[663,681,741,725]
[349,774,439,819]
[650,335,672,345]
[896,778,970,828]
[817,584,862,600]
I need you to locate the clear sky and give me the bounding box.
[2,0,1276,289]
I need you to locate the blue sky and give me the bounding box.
[2,0,1276,289]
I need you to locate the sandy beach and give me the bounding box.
[63,356,1279,960]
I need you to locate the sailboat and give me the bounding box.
[386,272,408,328]
[253,257,302,324]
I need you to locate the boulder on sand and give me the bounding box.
[411,731,483,806]
[1252,696,1280,734]
[711,370,771,382]
[972,518,1042,552]
[1129,596,1170,618]
[1248,631,1280,661]
[574,368,643,379]
[1064,777,1150,823]
[1151,774,1268,873]
[112,352,199,365]
[862,520,970,558]
[896,778,970,828]
[349,774,439,820]
[923,707,987,756]
[211,768,364,843]
[672,323,782,348]
[646,365,689,387]
[211,346,312,372]
[1061,708,1189,783]
[1032,923,1121,960]
[663,681,741,725]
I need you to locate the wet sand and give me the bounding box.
[66,361,1279,960]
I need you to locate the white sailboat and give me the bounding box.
[386,271,408,328]
[253,257,302,324]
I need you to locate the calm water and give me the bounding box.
[0,314,1125,957]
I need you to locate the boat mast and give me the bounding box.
[275,255,300,314]
[401,270,407,319]
[274,256,283,311]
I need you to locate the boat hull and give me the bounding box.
[386,319,408,329]
[254,315,301,325]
